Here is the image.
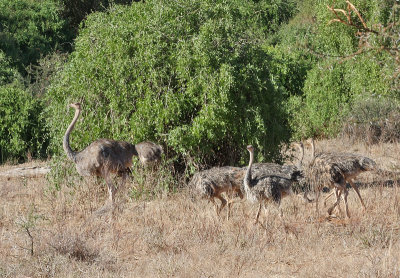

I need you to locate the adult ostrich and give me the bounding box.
[63,102,162,204]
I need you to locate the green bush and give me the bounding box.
[0,0,73,75]
[0,83,48,163]
[285,0,397,139]
[26,51,69,96]
[46,0,298,171]
[60,0,135,33]
[0,50,22,85]
[289,61,352,138]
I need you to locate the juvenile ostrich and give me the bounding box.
[189,143,303,220]
[249,142,304,182]
[306,138,376,218]
[243,145,297,224]
[63,102,162,204]
[189,166,244,219]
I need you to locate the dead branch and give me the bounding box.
[327,1,399,85]
[327,2,379,34]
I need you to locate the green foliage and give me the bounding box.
[262,44,313,99]
[0,0,73,75]
[45,0,298,170]
[0,46,64,164]
[61,0,135,33]
[0,1,72,164]
[129,160,180,200]
[26,50,69,96]
[285,0,398,139]
[289,53,394,139]
[289,62,352,138]
[0,50,22,85]
[0,83,48,163]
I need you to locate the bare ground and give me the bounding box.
[1,139,400,278]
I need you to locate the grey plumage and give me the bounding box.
[251,163,303,181]
[63,102,162,204]
[189,166,244,218]
[188,142,304,219]
[134,141,163,165]
[305,138,377,218]
[243,145,297,223]
[247,142,305,196]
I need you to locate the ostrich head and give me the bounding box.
[360,157,377,171]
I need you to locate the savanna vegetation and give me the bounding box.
[1,0,399,167]
[1,0,400,277]
[1,139,400,277]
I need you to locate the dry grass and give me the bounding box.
[1,139,400,278]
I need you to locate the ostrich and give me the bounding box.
[246,142,307,203]
[189,166,244,219]
[134,141,163,165]
[249,142,304,182]
[243,145,297,224]
[63,102,162,204]
[305,138,376,218]
[189,143,303,220]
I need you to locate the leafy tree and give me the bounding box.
[0,50,21,85]
[326,1,400,92]
[0,0,73,75]
[60,0,136,33]
[0,83,48,163]
[26,50,69,97]
[285,0,397,139]
[46,0,297,171]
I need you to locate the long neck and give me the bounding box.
[63,108,81,162]
[244,149,254,194]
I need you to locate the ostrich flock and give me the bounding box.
[64,102,377,221]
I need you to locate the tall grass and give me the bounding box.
[1,139,400,277]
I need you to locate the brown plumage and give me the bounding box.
[249,142,304,182]
[134,141,163,165]
[63,102,162,204]
[189,166,244,218]
[188,143,303,220]
[305,138,377,218]
[243,145,298,224]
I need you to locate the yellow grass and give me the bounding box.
[1,139,400,277]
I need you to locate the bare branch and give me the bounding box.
[328,1,379,34]
[328,18,345,25]
[346,1,367,29]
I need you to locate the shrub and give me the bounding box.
[0,0,73,75]
[0,51,22,85]
[45,0,298,171]
[60,0,135,33]
[288,62,352,138]
[285,0,397,139]
[0,83,48,163]
[129,160,180,200]
[341,95,400,144]
[26,51,69,97]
